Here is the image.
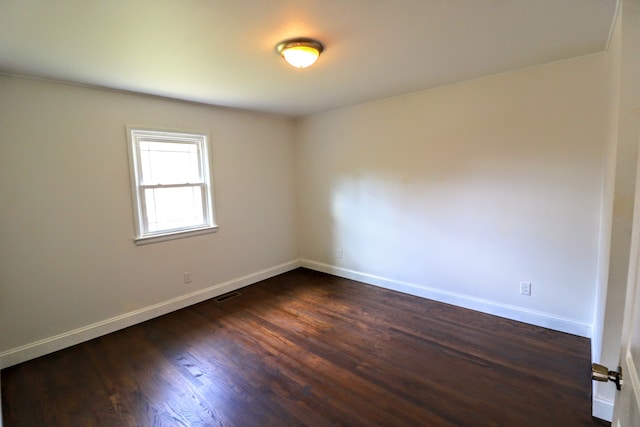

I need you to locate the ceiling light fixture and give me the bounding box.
[276,38,324,69]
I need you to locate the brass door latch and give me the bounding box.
[592,363,623,390]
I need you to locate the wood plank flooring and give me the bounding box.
[2,268,609,426]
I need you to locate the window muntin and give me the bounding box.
[127,128,217,244]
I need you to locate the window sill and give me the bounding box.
[134,225,219,246]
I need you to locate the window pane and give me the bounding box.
[139,141,200,184]
[129,128,216,243]
[144,186,205,232]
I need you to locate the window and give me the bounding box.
[127,127,217,244]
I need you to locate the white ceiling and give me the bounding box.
[0,0,618,116]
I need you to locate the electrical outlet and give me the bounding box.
[520,281,531,296]
[337,248,343,259]
[184,272,192,284]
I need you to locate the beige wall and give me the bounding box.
[0,76,298,356]
[296,54,608,330]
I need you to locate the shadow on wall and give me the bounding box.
[318,132,598,323]
[299,55,606,324]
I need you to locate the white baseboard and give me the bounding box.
[0,260,301,370]
[592,393,614,422]
[301,259,593,338]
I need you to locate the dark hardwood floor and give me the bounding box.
[2,268,609,426]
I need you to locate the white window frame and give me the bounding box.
[126,127,218,245]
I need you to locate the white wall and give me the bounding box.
[296,54,608,334]
[0,76,299,365]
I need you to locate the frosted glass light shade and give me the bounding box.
[282,46,319,68]
[276,38,324,69]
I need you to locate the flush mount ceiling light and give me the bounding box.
[276,38,324,69]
